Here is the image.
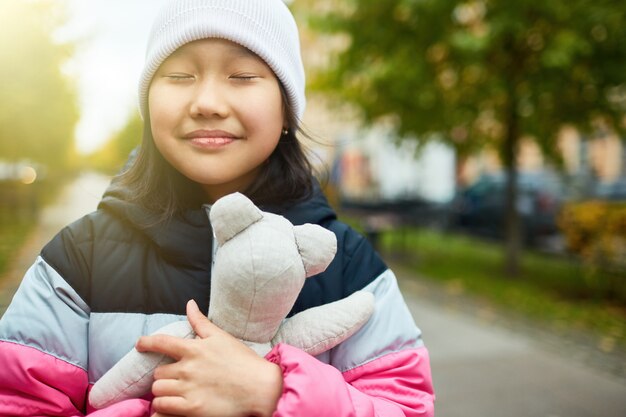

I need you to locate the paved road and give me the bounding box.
[1,173,625,417]
[396,273,626,417]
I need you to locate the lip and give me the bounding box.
[183,129,240,149]
[183,129,239,139]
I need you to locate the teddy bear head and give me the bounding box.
[208,192,337,343]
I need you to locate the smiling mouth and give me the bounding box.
[190,137,234,146]
[183,129,240,148]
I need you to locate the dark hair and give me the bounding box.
[114,84,313,223]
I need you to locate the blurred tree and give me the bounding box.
[0,0,78,171]
[300,0,626,276]
[87,113,142,174]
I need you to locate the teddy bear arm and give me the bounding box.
[89,320,195,409]
[271,291,374,357]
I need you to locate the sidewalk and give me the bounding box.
[1,173,625,417]
[393,263,626,417]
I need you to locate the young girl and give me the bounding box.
[0,1,435,416]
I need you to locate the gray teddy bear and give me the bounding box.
[90,192,374,409]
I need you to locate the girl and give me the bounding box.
[0,1,435,416]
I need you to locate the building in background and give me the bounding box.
[457,126,624,197]
[331,129,455,203]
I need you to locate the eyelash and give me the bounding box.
[230,75,259,81]
[162,74,260,82]
[165,74,193,81]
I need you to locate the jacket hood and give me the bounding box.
[267,179,338,226]
[97,177,337,267]
[98,181,213,269]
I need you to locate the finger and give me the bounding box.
[152,396,188,415]
[152,378,182,397]
[186,299,221,339]
[151,413,179,417]
[153,362,181,380]
[135,334,187,360]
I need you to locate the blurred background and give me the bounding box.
[1,0,625,416]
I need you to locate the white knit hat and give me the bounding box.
[138,0,306,120]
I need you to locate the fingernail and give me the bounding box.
[135,337,144,350]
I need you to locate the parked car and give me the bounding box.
[594,178,626,201]
[450,172,564,245]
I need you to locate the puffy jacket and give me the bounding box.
[0,180,435,416]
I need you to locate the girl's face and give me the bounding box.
[148,38,285,202]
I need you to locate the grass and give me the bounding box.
[0,174,70,279]
[0,214,34,277]
[375,226,626,353]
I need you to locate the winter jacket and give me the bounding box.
[0,180,435,416]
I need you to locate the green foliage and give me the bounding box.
[558,201,626,300]
[87,113,142,175]
[377,227,626,351]
[303,0,626,276]
[0,0,78,171]
[0,211,32,277]
[306,0,626,156]
[0,176,66,278]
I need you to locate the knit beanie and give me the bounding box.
[138,0,306,120]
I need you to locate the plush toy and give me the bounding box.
[89,192,375,409]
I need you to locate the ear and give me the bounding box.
[209,193,263,245]
[293,224,337,277]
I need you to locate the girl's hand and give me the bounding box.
[137,300,283,417]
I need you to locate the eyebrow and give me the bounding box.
[229,44,262,61]
[163,40,266,68]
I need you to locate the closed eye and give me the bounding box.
[230,74,260,81]
[164,73,194,81]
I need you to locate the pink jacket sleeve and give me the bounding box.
[0,341,151,417]
[267,344,434,417]
[265,268,435,417]
[0,259,151,417]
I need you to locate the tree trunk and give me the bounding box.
[502,107,521,277]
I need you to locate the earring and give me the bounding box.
[282,128,289,136]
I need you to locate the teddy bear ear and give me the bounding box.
[210,193,263,245]
[294,224,337,277]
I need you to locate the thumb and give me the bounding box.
[186,299,220,339]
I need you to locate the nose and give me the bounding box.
[189,78,230,119]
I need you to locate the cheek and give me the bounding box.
[148,87,179,143]
[148,86,168,122]
[147,111,167,150]
[242,87,285,137]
